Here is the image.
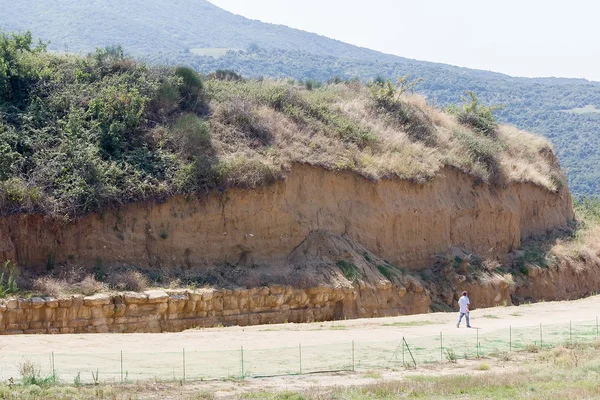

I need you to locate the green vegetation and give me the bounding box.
[0,30,565,219]
[377,263,405,282]
[336,260,362,282]
[1,1,599,195]
[0,260,18,297]
[447,91,500,137]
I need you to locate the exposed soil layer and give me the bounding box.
[0,164,574,273]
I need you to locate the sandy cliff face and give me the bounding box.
[0,164,573,272]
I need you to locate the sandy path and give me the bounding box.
[1,295,598,354]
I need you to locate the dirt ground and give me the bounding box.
[1,295,600,397]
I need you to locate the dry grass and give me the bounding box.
[33,275,106,297]
[108,271,149,292]
[205,79,564,191]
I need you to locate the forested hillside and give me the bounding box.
[1,0,599,195]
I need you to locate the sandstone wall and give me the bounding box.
[0,283,430,334]
[0,165,574,272]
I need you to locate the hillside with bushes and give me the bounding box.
[0,31,564,220]
[1,0,599,196]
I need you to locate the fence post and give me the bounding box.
[299,344,302,375]
[509,325,512,352]
[120,350,123,383]
[240,346,244,379]
[183,348,186,383]
[51,352,55,383]
[402,337,405,366]
[440,332,443,363]
[352,341,355,371]
[570,320,572,344]
[540,323,543,350]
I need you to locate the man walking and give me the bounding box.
[457,291,471,328]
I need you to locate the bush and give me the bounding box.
[77,275,106,296]
[447,92,501,137]
[171,113,212,158]
[367,77,433,143]
[0,260,18,297]
[109,271,149,292]
[175,66,204,112]
[33,277,68,297]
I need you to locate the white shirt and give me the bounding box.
[458,296,470,313]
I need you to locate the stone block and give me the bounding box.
[145,290,169,304]
[58,298,73,308]
[83,294,111,306]
[6,299,17,310]
[123,292,147,304]
[30,297,45,309]
[44,298,59,308]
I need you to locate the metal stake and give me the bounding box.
[240,346,244,378]
[183,348,186,383]
[352,340,355,371]
[299,344,302,375]
[440,332,443,363]
[51,352,55,383]
[120,350,123,383]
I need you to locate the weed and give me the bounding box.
[525,344,539,353]
[0,260,18,297]
[446,348,457,363]
[483,314,500,319]
[475,362,490,371]
[91,369,99,385]
[18,359,55,386]
[336,260,362,282]
[73,372,81,387]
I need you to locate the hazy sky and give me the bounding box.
[209,0,599,81]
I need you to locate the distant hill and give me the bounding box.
[1,0,599,196]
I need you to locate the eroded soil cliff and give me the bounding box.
[0,164,574,272]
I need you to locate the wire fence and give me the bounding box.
[1,318,599,385]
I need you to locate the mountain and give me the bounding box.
[1,0,599,196]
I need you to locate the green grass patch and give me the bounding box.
[336,260,362,282]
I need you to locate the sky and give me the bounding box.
[209,0,599,81]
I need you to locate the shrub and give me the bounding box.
[109,271,149,292]
[208,69,243,81]
[367,77,433,143]
[175,66,204,112]
[18,359,55,386]
[33,277,68,297]
[171,113,212,158]
[447,92,501,137]
[77,275,106,296]
[0,260,18,297]
[446,348,457,363]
